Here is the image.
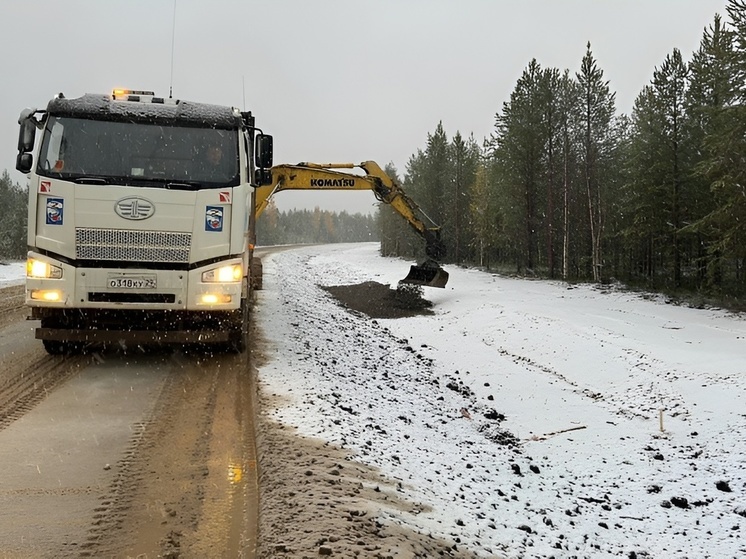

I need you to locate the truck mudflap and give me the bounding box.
[401,259,449,289]
[35,328,230,345]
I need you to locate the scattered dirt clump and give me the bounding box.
[322,281,433,319]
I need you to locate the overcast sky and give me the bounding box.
[0,0,731,214]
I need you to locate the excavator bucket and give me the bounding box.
[401,260,449,288]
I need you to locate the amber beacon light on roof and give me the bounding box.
[112,88,155,99]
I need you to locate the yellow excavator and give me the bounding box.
[254,161,449,288]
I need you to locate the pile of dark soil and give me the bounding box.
[321,281,434,319]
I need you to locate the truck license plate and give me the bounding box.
[107,275,157,289]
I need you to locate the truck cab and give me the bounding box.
[17,90,273,354]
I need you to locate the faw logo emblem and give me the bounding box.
[114,197,155,220]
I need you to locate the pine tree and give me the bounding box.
[577,43,617,282]
[379,162,414,258]
[422,123,450,228]
[540,67,564,278]
[449,132,480,264]
[491,59,546,272]
[469,160,500,267]
[625,85,671,284]
[450,132,466,264]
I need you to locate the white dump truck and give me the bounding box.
[16,89,273,354]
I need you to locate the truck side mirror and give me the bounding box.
[254,168,273,186]
[18,114,37,153]
[255,134,273,169]
[16,152,33,173]
[17,109,38,173]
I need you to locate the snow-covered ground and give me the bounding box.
[0,261,24,287]
[256,243,746,559]
[4,246,744,557]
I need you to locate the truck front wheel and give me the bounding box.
[227,297,249,353]
[42,339,82,356]
[40,316,83,355]
[251,258,263,291]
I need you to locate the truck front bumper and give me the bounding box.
[25,252,245,312]
[34,324,231,344]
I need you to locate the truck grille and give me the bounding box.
[76,228,191,263]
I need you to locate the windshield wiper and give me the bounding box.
[74,176,110,185]
[165,181,202,191]
[70,177,205,190]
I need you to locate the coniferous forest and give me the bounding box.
[0,171,28,260]
[380,1,746,302]
[256,200,379,246]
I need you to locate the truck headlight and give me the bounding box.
[27,258,63,279]
[201,264,242,283]
[30,289,63,301]
[199,293,232,305]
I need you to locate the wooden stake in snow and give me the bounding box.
[659,409,665,433]
[530,425,587,441]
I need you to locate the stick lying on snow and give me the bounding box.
[528,425,587,441]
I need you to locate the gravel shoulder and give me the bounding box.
[254,265,487,558]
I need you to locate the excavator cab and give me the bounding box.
[402,259,449,288]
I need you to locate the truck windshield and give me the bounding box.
[37,116,240,188]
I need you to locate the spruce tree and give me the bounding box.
[686,12,732,287]
[653,48,691,287]
[697,0,746,289]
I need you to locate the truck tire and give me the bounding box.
[42,339,82,355]
[40,316,83,355]
[251,258,263,291]
[228,297,249,353]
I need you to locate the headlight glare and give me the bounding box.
[200,293,232,305]
[30,289,62,301]
[202,264,242,283]
[27,258,62,279]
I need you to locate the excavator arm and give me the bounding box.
[254,161,449,288]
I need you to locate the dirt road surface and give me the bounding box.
[0,284,259,559]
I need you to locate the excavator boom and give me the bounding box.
[255,161,448,288]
